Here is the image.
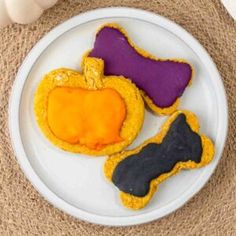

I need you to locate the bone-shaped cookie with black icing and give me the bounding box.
[86,23,194,115]
[104,110,214,209]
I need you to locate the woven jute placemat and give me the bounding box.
[0,0,235,235]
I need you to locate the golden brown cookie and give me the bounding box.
[84,23,194,115]
[104,110,214,209]
[34,57,144,156]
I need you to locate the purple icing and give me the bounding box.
[89,26,192,108]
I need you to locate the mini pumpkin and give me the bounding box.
[0,0,58,27]
[34,57,144,156]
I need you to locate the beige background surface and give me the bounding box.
[0,0,235,235]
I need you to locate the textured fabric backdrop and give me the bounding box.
[0,0,235,235]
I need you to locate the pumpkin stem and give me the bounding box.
[83,57,104,89]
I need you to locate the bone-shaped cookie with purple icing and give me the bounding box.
[85,23,193,115]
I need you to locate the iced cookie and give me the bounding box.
[34,57,144,156]
[104,110,214,209]
[86,23,193,115]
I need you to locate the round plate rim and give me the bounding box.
[8,7,228,226]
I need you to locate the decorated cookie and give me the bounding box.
[85,23,193,115]
[34,57,144,156]
[104,110,214,209]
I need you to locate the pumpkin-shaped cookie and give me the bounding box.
[34,57,144,156]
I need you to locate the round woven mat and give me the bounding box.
[0,0,235,235]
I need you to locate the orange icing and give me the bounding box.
[47,86,126,150]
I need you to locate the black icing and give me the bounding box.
[112,114,203,197]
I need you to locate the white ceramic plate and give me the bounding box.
[8,7,228,226]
